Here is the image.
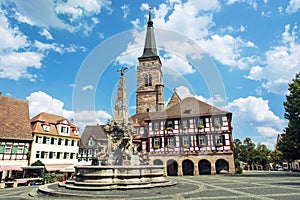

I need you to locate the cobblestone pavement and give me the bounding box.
[1,171,300,200]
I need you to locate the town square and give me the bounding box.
[0,1,300,200]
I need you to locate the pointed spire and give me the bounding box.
[113,67,129,125]
[139,9,158,59]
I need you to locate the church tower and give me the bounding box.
[136,11,164,114]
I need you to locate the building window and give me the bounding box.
[215,135,225,146]
[61,126,69,134]
[49,151,53,159]
[43,124,50,132]
[153,138,162,148]
[65,139,69,146]
[35,136,39,143]
[181,119,189,130]
[58,138,62,145]
[56,152,61,159]
[197,118,206,128]
[46,137,50,144]
[17,146,24,154]
[152,121,161,131]
[71,140,75,146]
[213,117,222,127]
[144,73,152,87]
[182,136,191,148]
[165,120,174,129]
[4,145,12,153]
[70,153,75,159]
[197,135,208,147]
[166,137,175,147]
[77,141,79,146]
[63,152,69,159]
[36,151,40,158]
[42,136,47,144]
[50,138,55,145]
[41,151,45,158]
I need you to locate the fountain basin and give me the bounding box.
[62,165,176,190]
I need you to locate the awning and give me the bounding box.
[0,166,23,172]
[45,164,70,172]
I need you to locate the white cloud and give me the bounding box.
[0,10,28,51]
[12,0,112,33]
[226,96,284,128]
[0,51,43,81]
[27,91,112,133]
[39,28,53,40]
[82,85,94,91]
[286,0,300,13]
[199,34,257,70]
[162,54,195,77]
[121,5,130,19]
[246,24,300,94]
[256,126,282,138]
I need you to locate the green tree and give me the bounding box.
[253,143,270,168]
[31,160,45,166]
[233,139,242,167]
[279,72,300,161]
[240,137,256,165]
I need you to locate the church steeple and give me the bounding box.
[136,9,164,114]
[139,9,159,60]
[113,67,129,125]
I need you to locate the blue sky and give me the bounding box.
[0,0,300,149]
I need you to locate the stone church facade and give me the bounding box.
[130,11,235,175]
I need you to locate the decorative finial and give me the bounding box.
[147,7,153,27]
[117,66,128,77]
[173,88,177,92]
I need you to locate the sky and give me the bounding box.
[0,0,300,149]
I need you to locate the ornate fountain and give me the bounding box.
[62,68,175,190]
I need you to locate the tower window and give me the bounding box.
[144,74,152,87]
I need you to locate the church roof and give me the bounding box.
[139,10,159,59]
[146,97,231,121]
[0,94,32,141]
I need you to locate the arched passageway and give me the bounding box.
[167,159,178,176]
[198,160,211,175]
[182,159,194,175]
[153,159,163,165]
[215,159,229,174]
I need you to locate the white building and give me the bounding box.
[30,112,80,172]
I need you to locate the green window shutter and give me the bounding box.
[24,146,28,154]
[42,136,47,144]
[12,145,18,154]
[196,135,199,146]
[151,138,154,148]
[205,136,208,146]
[0,145,5,153]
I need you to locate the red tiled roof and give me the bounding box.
[31,112,80,139]
[146,97,231,121]
[0,95,32,141]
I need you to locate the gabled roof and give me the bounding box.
[146,97,231,121]
[80,125,107,148]
[31,112,80,139]
[0,94,32,141]
[166,90,181,110]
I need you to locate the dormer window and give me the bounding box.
[57,124,70,136]
[42,123,50,132]
[73,128,79,135]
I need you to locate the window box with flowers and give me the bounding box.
[154,145,160,149]
[198,125,204,129]
[183,126,188,130]
[214,123,222,128]
[166,127,173,132]
[215,142,223,147]
[199,143,206,148]
[154,128,159,132]
[183,144,190,148]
